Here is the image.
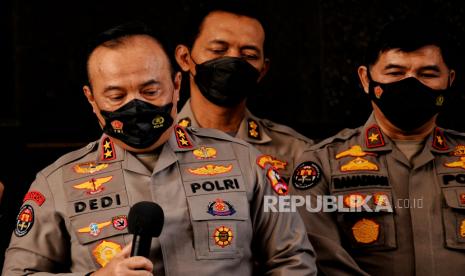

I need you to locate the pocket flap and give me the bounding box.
[443,187,465,209]
[332,189,394,213]
[187,192,249,221]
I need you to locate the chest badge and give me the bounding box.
[193,146,217,160]
[213,226,234,248]
[73,162,109,174]
[352,218,379,244]
[257,155,288,170]
[188,164,233,176]
[78,221,112,236]
[444,157,465,170]
[92,240,122,267]
[341,157,379,172]
[73,176,113,195]
[207,198,236,216]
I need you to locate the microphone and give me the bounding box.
[128,201,164,257]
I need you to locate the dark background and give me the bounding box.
[1,0,465,269]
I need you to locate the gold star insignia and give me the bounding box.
[180,138,189,146]
[177,129,186,138]
[249,121,258,129]
[104,150,113,158]
[104,141,111,150]
[368,133,379,143]
[437,136,444,145]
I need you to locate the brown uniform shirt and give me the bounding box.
[291,114,465,276]
[177,100,314,183]
[3,126,316,275]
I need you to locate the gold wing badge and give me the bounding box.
[73,176,113,195]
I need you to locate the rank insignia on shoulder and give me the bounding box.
[336,145,376,159]
[177,117,191,128]
[213,226,234,248]
[73,176,113,195]
[267,167,289,195]
[207,198,236,216]
[101,137,116,161]
[292,161,322,190]
[432,127,448,151]
[452,145,465,157]
[175,125,193,149]
[73,162,109,174]
[365,125,385,148]
[352,218,379,244]
[444,157,465,170]
[15,204,35,237]
[188,164,233,176]
[93,240,122,267]
[193,146,217,160]
[112,215,128,230]
[257,155,288,170]
[340,157,379,172]
[343,194,366,208]
[23,190,46,206]
[78,221,112,237]
[247,119,261,139]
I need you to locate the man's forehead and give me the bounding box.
[376,45,445,66]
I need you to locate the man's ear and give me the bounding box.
[450,69,456,86]
[175,44,192,72]
[173,71,182,103]
[83,85,99,114]
[258,58,270,82]
[358,65,370,94]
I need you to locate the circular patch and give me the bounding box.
[112,215,128,230]
[352,218,379,244]
[292,161,322,189]
[343,194,366,208]
[15,204,35,237]
[213,226,233,248]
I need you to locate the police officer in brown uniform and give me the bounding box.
[2,23,316,275]
[175,1,313,184]
[291,18,464,275]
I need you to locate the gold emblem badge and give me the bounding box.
[188,164,233,176]
[73,162,109,174]
[213,226,233,247]
[340,157,379,172]
[444,157,465,170]
[452,145,465,157]
[352,218,379,244]
[73,176,113,195]
[343,194,366,208]
[256,155,288,170]
[178,117,191,128]
[335,145,375,159]
[78,221,112,236]
[92,240,122,267]
[193,146,217,160]
[373,193,390,207]
[374,86,383,99]
[152,115,165,128]
[436,95,444,106]
[110,120,123,133]
[267,168,289,195]
[247,119,260,139]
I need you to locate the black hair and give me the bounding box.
[181,0,271,57]
[364,16,454,69]
[84,21,174,86]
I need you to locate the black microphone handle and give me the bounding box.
[131,234,152,258]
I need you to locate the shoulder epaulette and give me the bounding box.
[261,119,314,144]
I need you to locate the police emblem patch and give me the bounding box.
[23,190,46,206]
[73,162,109,174]
[110,120,123,133]
[340,157,379,172]
[112,215,128,230]
[292,161,322,190]
[15,204,34,237]
[352,218,379,244]
[78,221,112,237]
[452,145,465,157]
[207,198,236,216]
[256,155,288,170]
[373,193,390,207]
[213,226,234,248]
[92,240,122,267]
[267,168,289,195]
[73,176,113,195]
[177,117,191,128]
[193,146,217,160]
[343,194,366,208]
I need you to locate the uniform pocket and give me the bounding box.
[333,189,397,250]
[442,187,465,250]
[186,192,249,260]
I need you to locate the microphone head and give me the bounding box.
[128,201,164,237]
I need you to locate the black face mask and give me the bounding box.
[100,99,174,149]
[368,75,449,132]
[193,56,260,107]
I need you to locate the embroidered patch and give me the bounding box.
[256,155,288,170]
[374,85,383,99]
[23,190,46,206]
[15,205,34,237]
[460,194,465,205]
[112,215,128,230]
[444,157,465,170]
[73,162,109,174]
[267,168,289,195]
[93,240,122,267]
[352,218,379,244]
[292,161,322,190]
[73,176,113,195]
[343,194,366,208]
[365,125,385,148]
[247,119,260,139]
[460,220,465,238]
[213,226,234,248]
[175,125,193,149]
[178,117,191,128]
[452,145,465,157]
[110,120,124,133]
[101,137,116,161]
[207,198,236,216]
[340,157,379,172]
[193,146,217,160]
[78,221,112,237]
[432,127,448,151]
[335,145,376,159]
[188,164,233,176]
[373,193,390,207]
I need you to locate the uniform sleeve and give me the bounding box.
[292,149,370,276]
[2,172,92,276]
[250,152,317,276]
